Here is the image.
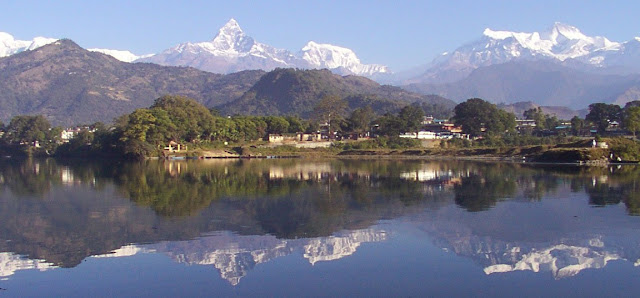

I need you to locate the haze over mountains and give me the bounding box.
[402,23,640,108]
[2,20,640,123]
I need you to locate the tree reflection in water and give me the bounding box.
[0,158,639,278]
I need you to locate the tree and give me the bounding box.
[523,107,546,129]
[375,113,404,137]
[209,117,238,142]
[623,106,640,138]
[586,103,622,133]
[570,116,585,136]
[264,116,290,134]
[151,95,215,142]
[3,115,51,145]
[625,100,640,109]
[488,109,516,135]
[544,115,560,131]
[398,105,424,133]
[285,116,307,133]
[348,106,375,135]
[452,98,515,137]
[312,95,347,135]
[209,107,221,117]
[120,109,157,143]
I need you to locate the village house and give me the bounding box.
[163,141,187,152]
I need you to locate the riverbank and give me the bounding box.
[151,138,639,165]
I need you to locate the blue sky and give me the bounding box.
[1,0,639,70]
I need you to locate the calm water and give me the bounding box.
[1,158,640,297]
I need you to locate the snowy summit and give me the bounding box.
[137,18,389,77]
[0,32,57,57]
[416,22,639,83]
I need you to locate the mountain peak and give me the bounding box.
[0,32,57,57]
[214,18,244,40]
[544,22,587,41]
[138,20,389,77]
[482,28,515,40]
[209,18,254,53]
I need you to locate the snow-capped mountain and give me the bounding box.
[0,32,57,57]
[137,19,388,77]
[0,31,152,63]
[300,41,388,76]
[411,22,637,84]
[87,48,153,63]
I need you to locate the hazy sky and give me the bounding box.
[1,0,638,70]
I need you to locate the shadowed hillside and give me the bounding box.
[0,39,264,125]
[220,68,455,117]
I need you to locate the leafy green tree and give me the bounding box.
[209,117,238,141]
[375,114,404,137]
[623,106,640,137]
[347,106,375,135]
[146,108,177,144]
[312,95,347,135]
[570,116,585,136]
[232,116,266,141]
[523,107,546,129]
[452,98,515,137]
[399,104,424,133]
[586,103,622,133]
[3,115,51,145]
[491,109,516,135]
[452,98,490,137]
[264,116,290,134]
[151,95,215,142]
[120,109,157,143]
[544,114,560,131]
[285,116,306,133]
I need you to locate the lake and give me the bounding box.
[1,158,639,297]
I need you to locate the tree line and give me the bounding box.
[0,95,435,158]
[3,95,640,158]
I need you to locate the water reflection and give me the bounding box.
[0,158,639,286]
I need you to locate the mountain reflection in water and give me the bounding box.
[0,158,640,289]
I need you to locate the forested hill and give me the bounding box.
[0,39,264,126]
[0,40,454,126]
[219,68,455,118]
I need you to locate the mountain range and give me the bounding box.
[137,19,389,77]
[404,60,640,109]
[0,39,265,125]
[3,21,640,119]
[409,22,640,84]
[0,19,389,78]
[401,23,640,108]
[0,40,446,125]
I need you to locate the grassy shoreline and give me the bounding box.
[156,140,637,165]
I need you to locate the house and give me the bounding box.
[399,131,438,139]
[516,119,537,129]
[60,128,81,142]
[268,134,284,143]
[60,126,98,143]
[164,141,187,152]
[297,133,323,142]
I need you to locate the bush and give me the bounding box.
[336,137,420,150]
[385,137,420,149]
[608,137,640,161]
